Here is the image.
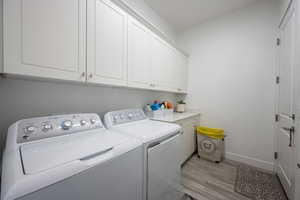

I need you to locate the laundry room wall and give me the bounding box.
[177,0,280,170]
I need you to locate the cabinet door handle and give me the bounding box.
[89,74,93,79]
[81,72,85,78]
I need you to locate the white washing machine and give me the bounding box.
[1,113,143,200]
[104,109,184,200]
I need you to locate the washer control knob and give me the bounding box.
[113,115,119,121]
[90,119,97,124]
[42,124,53,132]
[128,113,134,119]
[62,120,73,130]
[80,120,88,126]
[25,126,36,134]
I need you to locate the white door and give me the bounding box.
[127,17,152,90]
[4,0,86,82]
[87,0,127,86]
[276,9,296,199]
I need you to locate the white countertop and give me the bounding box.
[150,110,201,123]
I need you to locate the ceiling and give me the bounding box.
[144,0,259,32]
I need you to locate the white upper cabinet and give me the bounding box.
[4,0,86,82]
[151,35,188,93]
[127,16,152,89]
[87,0,127,86]
[128,16,188,93]
[4,0,188,93]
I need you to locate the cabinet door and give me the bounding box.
[180,119,196,162]
[127,17,152,89]
[185,122,196,159]
[4,0,86,81]
[151,35,174,92]
[170,49,184,93]
[189,123,197,156]
[181,125,190,162]
[176,52,188,93]
[87,0,127,86]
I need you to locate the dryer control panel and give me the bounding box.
[104,109,147,127]
[17,114,103,143]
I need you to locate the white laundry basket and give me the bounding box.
[196,127,225,163]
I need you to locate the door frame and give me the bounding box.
[293,0,300,199]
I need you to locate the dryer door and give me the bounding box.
[147,133,183,200]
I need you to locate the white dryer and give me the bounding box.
[104,109,184,200]
[1,113,143,200]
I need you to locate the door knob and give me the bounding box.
[282,127,293,132]
[287,127,294,147]
[282,127,295,147]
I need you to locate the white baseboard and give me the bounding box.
[225,152,274,171]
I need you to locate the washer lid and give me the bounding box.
[112,120,181,143]
[20,130,115,175]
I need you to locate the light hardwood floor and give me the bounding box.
[181,155,251,200]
